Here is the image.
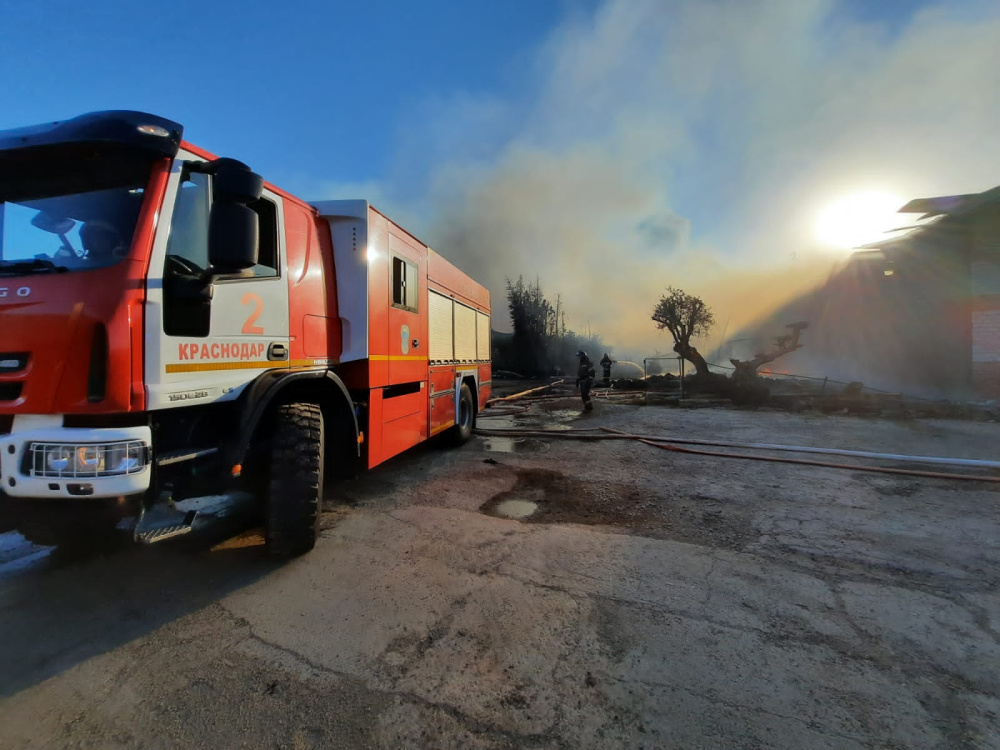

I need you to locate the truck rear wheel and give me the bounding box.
[450,383,475,445]
[265,402,324,559]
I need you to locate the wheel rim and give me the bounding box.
[460,398,471,429]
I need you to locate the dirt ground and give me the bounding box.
[1,386,999,749]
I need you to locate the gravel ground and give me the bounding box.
[1,387,999,749]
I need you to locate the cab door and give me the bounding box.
[145,155,290,411]
[375,231,427,459]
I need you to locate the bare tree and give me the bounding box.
[730,322,809,383]
[652,287,715,377]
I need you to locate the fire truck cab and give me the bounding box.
[0,111,491,557]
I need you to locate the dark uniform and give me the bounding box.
[575,351,595,411]
[599,353,614,387]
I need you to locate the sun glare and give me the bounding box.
[814,190,905,249]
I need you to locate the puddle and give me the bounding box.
[509,407,583,432]
[492,499,539,519]
[518,421,574,431]
[477,468,754,550]
[547,408,585,422]
[481,469,666,535]
[481,437,550,454]
[482,483,547,521]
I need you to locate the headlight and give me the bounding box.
[46,447,73,472]
[107,444,144,473]
[76,446,103,471]
[27,441,150,478]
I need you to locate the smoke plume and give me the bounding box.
[347,1,1000,370]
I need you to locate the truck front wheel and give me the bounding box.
[265,402,324,558]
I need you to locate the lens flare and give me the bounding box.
[815,190,905,249]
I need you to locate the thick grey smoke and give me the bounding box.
[332,0,1000,358]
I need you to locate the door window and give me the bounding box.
[165,172,211,274]
[162,167,281,336]
[392,255,418,312]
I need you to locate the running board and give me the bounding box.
[156,448,219,467]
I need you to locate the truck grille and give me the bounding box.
[0,353,28,374]
[0,383,23,402]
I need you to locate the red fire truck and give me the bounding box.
[0,110,491,557]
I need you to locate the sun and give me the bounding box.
[814,190,905,249]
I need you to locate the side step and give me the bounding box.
[132,504,198,544]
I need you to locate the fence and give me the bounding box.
[643,356,946,404]
[642,356,686,398]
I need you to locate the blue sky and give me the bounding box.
[1,0,929,201]
[1,0,592,193]
[3,0,998,352]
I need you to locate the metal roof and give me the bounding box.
[853,184,1000,251]
[898,184,1000,218]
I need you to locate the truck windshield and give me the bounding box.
[0,178,149,277]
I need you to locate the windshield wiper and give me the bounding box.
[0,258,69,277]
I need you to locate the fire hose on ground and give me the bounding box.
[477,384,1000,483]
[484,381,645,416]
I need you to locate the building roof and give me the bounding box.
[854,184,1000,251]
[898,184,1000,219]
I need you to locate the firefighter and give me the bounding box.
[599,352,615,387]
[575,350,595,411]
[79,219,127,265]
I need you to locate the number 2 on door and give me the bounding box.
[241,293,265,334]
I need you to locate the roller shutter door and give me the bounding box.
[454,303,477,361]
[429,292,454,362]
[477,312,490,361]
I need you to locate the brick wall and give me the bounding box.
[971,308,1000,397]
[972,362,1000,399]
[971,209,1000,398]
[972,308,1000,363]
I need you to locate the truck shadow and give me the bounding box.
[0,434,468,701]
[0,527,281,700]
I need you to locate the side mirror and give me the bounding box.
[203,157,263,272]
[209,201,259,272]
[213,158,263,202]
[31,212,76,235]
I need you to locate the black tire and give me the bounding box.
[450,383,475,445]
[265,402,324,559]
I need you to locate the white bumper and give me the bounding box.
[0,417,152,500]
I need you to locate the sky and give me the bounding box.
[3,0,1000,360]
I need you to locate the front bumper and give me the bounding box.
[0,421,152,499]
